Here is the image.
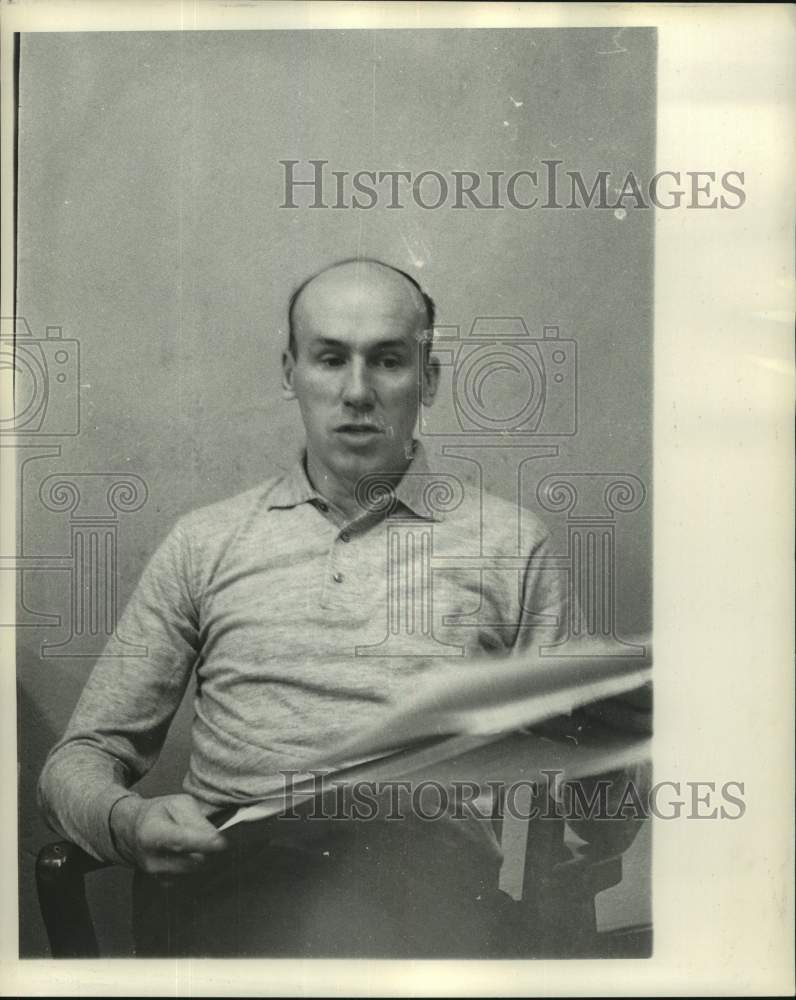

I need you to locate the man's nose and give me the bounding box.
[341,359,375,408]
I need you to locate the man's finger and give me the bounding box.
[168,797,229,842]
[153,796,229,852]
[152,822,227,855]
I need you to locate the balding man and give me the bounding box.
[39,259,570,957]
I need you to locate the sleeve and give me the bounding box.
[37,520,200,863]
[509,527,571,657]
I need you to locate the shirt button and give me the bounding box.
[340,531,351,542]
[332,572,344,584]
[317,501,329,512]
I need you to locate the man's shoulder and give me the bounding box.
[173,470,291,541]
[444,480,551,551]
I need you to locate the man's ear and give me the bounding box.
[420,352,440,407]
[281,349,297,400]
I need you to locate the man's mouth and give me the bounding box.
[335,423,383,434]
[334,423,384,444]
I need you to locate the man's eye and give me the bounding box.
[320,355,345,367]
[378,356,403,369]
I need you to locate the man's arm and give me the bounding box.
[511,526,570,657]
[37,520,225,868]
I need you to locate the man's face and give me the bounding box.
[282,267,438,483]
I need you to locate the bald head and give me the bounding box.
[287,259,435,359]
[281,257,441,495]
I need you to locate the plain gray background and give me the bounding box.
[15,28,654,955]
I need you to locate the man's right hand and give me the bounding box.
[110,793,229,875]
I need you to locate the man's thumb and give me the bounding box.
[167,797,228,852]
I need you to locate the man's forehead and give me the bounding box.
[305,329,422,353]
[293,263,427,329]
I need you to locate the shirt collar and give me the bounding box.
[392,442,445,521]
[266,441,445,522]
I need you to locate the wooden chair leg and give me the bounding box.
[36,842,105,958]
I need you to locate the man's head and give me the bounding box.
[282,259,439,487]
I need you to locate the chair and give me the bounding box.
[36,841,107,959]
[36,785,649,959]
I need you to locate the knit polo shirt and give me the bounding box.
[39,443,568,863]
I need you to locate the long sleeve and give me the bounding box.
[37,521,200,863]
[511,527,571,657]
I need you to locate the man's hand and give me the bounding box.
[110,793,228,875]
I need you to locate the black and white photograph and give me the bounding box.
[1,2,792,996]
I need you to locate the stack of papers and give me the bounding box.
[215,640,652,832]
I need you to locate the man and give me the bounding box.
[39,259,574,957]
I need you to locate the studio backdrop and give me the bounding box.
[13,28,654,955]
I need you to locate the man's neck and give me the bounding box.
[304,447,415,523]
